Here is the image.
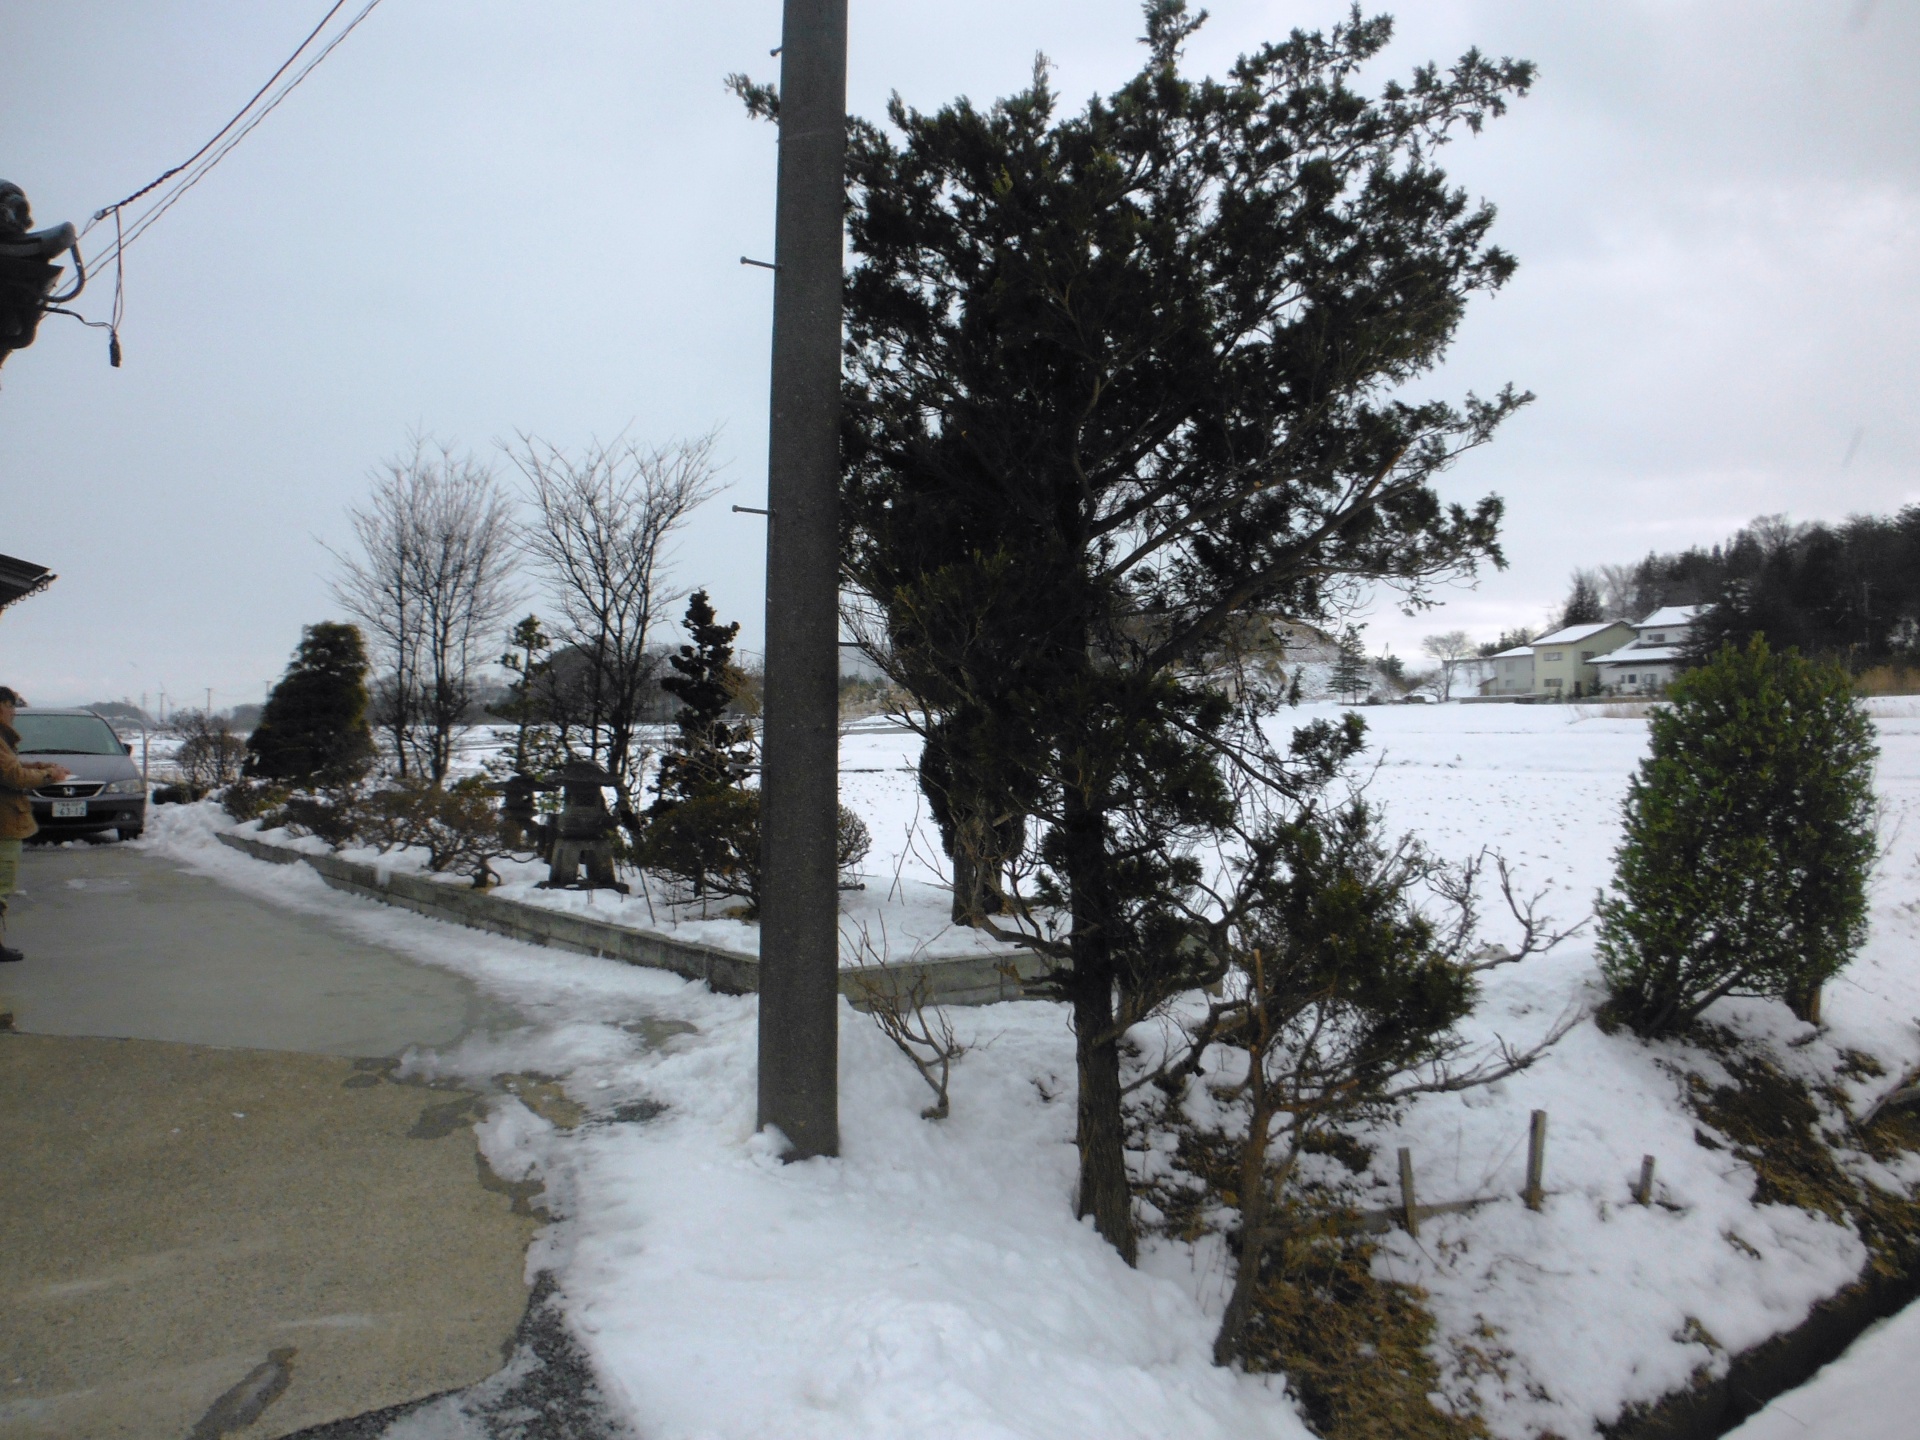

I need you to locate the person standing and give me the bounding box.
[0,686,69,962]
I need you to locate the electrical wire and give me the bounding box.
[55,0,385,363]
[87,0,385,271]
[80,0,351,239]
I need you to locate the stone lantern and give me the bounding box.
[496,772,553,851]
[541,759,628,893]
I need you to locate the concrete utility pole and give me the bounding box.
[756,0,849,1160]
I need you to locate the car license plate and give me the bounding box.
[51,800,86,818]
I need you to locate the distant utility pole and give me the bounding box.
[756,0,848,1160]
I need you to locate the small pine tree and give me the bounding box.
[498,614,553,775]
[1597,637,1878,1036]
[1559,570,1603,628]
[652,590,755,809]
[246,622,376,785]
[1330,629,1370,703]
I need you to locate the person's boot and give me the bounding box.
[0,944,20,963]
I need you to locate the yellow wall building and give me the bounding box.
[1527,620,1636,697]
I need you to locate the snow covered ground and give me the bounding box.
[1723,1293,1920,1440]
[226,718,1028,969]
[140,696,1920,1439]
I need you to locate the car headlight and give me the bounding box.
[102,777,146,796]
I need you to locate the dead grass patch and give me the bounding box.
[1684,1026,1920,1275]
[1855,665,1920,697]
[1143,1120,1486,1439]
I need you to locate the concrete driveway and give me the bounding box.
[0,841,559,1440]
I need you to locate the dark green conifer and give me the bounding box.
[246,623,376,785]
[498,614,553,775]
[1331,630,1371,704]
[1598,637,1878,1035]
[827,1,1532,1260]
[652,590,754,809]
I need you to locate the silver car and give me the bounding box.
[16,707,147,841]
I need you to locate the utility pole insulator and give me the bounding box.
[756,0,849,1160]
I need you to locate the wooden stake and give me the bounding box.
[1523,1109,1548,1211]
[1399,1147,1419,1237]
[1635,1154,1656,1206]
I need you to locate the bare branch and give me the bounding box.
[507,430,720,806]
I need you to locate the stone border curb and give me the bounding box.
[214,831,1045,1009]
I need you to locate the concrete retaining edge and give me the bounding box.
[213,830,1047,1009]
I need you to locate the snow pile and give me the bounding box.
[138,696,1920,1439]
[145,804,1309,1440]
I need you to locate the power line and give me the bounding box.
[91,0,385,268]
[81,0,351,238]
[64,0,386,360]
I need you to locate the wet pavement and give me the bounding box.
[0,841,565,1440]
[0,840,523,1054]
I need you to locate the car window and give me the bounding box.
[13,714,125,755]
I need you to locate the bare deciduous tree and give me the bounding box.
[169,710,247,792]
[1596,562,1640,621]
[332,437,521,782]
[1420,630,1474,701]
[510,431,719,832]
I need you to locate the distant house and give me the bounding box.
[1591,605,1707,695]
[1487,646,1535,696]
[1527,620,1637,698]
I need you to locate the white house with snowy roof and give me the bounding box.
[1487,645,1535,695]
[1591,605,1707,694]
[1526,620,1637,697]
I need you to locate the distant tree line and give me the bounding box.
[1549,508,1920,671]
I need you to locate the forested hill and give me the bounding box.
[1575,509,1920,671]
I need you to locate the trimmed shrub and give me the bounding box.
[1598,637,1878,1036]
[838,806,872,876]
[640,787,761,906]
[221,778,289,823]
[247,622,377,785]
[358,776,508,887]
[640,791,874,911]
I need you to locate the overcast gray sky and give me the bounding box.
[3,0,1915,709]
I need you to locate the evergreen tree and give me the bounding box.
[1330,630,1371,703]
[1477,626,1535,657]
[823,3,1532,1260]
[498,614,553,775]
[246,622,376,785]
[1558,569,1604,628]
[1597,637,1878,1036]
[652,590,754,809]
[641,593,873,908]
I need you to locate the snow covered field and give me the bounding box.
[142,697,1920,1439]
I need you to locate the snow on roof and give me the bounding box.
[1492,645,1533,658]
[1530,620,1631,647]
[1636,605,1705,630]
[1593,644,1686,666]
